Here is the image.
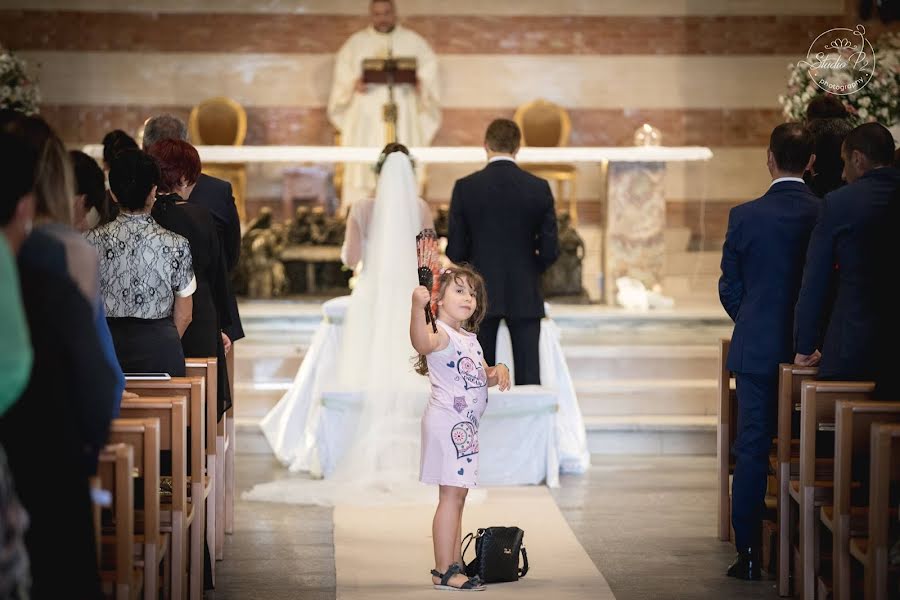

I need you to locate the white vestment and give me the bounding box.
[327,25,441,208]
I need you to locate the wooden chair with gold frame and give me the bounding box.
[189,96,248,222]
[513,99,578,223]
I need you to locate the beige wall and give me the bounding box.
[1,1,873,243]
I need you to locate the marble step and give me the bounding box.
[574,379,718,416]
[562,344,718,381]
[233,376,721,422]
[234,414,717,456]
[234,344,306,383]
[234,343,722,394]
[584,415,716,455]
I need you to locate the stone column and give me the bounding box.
[603,162,666,304]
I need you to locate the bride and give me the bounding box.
[249,145,438,505]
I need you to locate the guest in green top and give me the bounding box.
[0,138,34,416]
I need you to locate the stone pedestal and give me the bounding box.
[604,162,666,304]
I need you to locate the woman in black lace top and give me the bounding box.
[148,139,233,420]
[85,150,196,376]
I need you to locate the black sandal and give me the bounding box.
[430,563,486,592]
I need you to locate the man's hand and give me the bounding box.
[221,332,232,355]
[354,78,368,93]
[412,286,431,310]
[794,350,821,367]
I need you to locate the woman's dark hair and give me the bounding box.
[69,150,111,221]
[146,139,201,193]
[805,117,853,197]
[108,149,160,211]
[414,263,488,376]
[0,132,38,226]
[375,142,411,175]
[805,94,849,120]
[3,115,74,224]
[102,129,138,168]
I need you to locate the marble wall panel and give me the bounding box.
[2,11,854,55]
[22,51,796,110]
[4,0,847,16]
[43,104,780,147]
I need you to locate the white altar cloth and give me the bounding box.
[83,144,712,165]
[260,296,588,488]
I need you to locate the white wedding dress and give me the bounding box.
[247,154,591,506]
[247,153,441,506]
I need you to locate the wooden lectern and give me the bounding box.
[362,55,417,144]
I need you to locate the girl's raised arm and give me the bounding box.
[410,286,446,355]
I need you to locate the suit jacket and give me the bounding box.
[719,180,819,375]
[446,159,559,319]
[190,172,245,341]
[794,167,900,379]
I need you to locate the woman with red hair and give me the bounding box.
[148,139,232,421]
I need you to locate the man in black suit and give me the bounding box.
[446,119,559,385]
[719,123,819,580]
[142,115,245,344]
[794,123,900,379]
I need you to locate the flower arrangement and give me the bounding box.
[0,47,40,116]
[778,31,900,126]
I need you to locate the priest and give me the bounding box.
[327,0,441,208]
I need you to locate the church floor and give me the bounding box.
[210,455,780,600]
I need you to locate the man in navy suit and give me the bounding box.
[142,115,245,344]
[794,123,900,379]
[719,123,819,579]
[446,119,559,385]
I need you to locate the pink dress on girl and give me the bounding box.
[420,319,489,488]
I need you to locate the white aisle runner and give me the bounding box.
[333,486,615,599]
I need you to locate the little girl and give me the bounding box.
[410,264,510,592]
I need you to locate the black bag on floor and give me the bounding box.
[461,526,529,583]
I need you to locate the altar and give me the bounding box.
[259,295,588,488]
[83,144,712,302]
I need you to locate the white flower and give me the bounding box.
[859,96,872,107]
[859,108,869,120]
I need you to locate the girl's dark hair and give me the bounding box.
[69,150,114,224]
[375,142,411,175]
[414,263,487,376]
[108,149,160,211]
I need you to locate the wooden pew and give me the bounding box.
[793,380,875,599]
[717,338,778,558]
[849,422,900,600]
[821,400,900,600]
[96,443,142,600]
[777,363,819,596]
[185,357,222,564]
[124,379,205,600]
[225,346,235,536]
[107,417,167,600]
[119,396,188,600]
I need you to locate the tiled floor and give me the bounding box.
[211,455,780,600]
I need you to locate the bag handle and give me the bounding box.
[519,546,529,578]
[460,532,475,564]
